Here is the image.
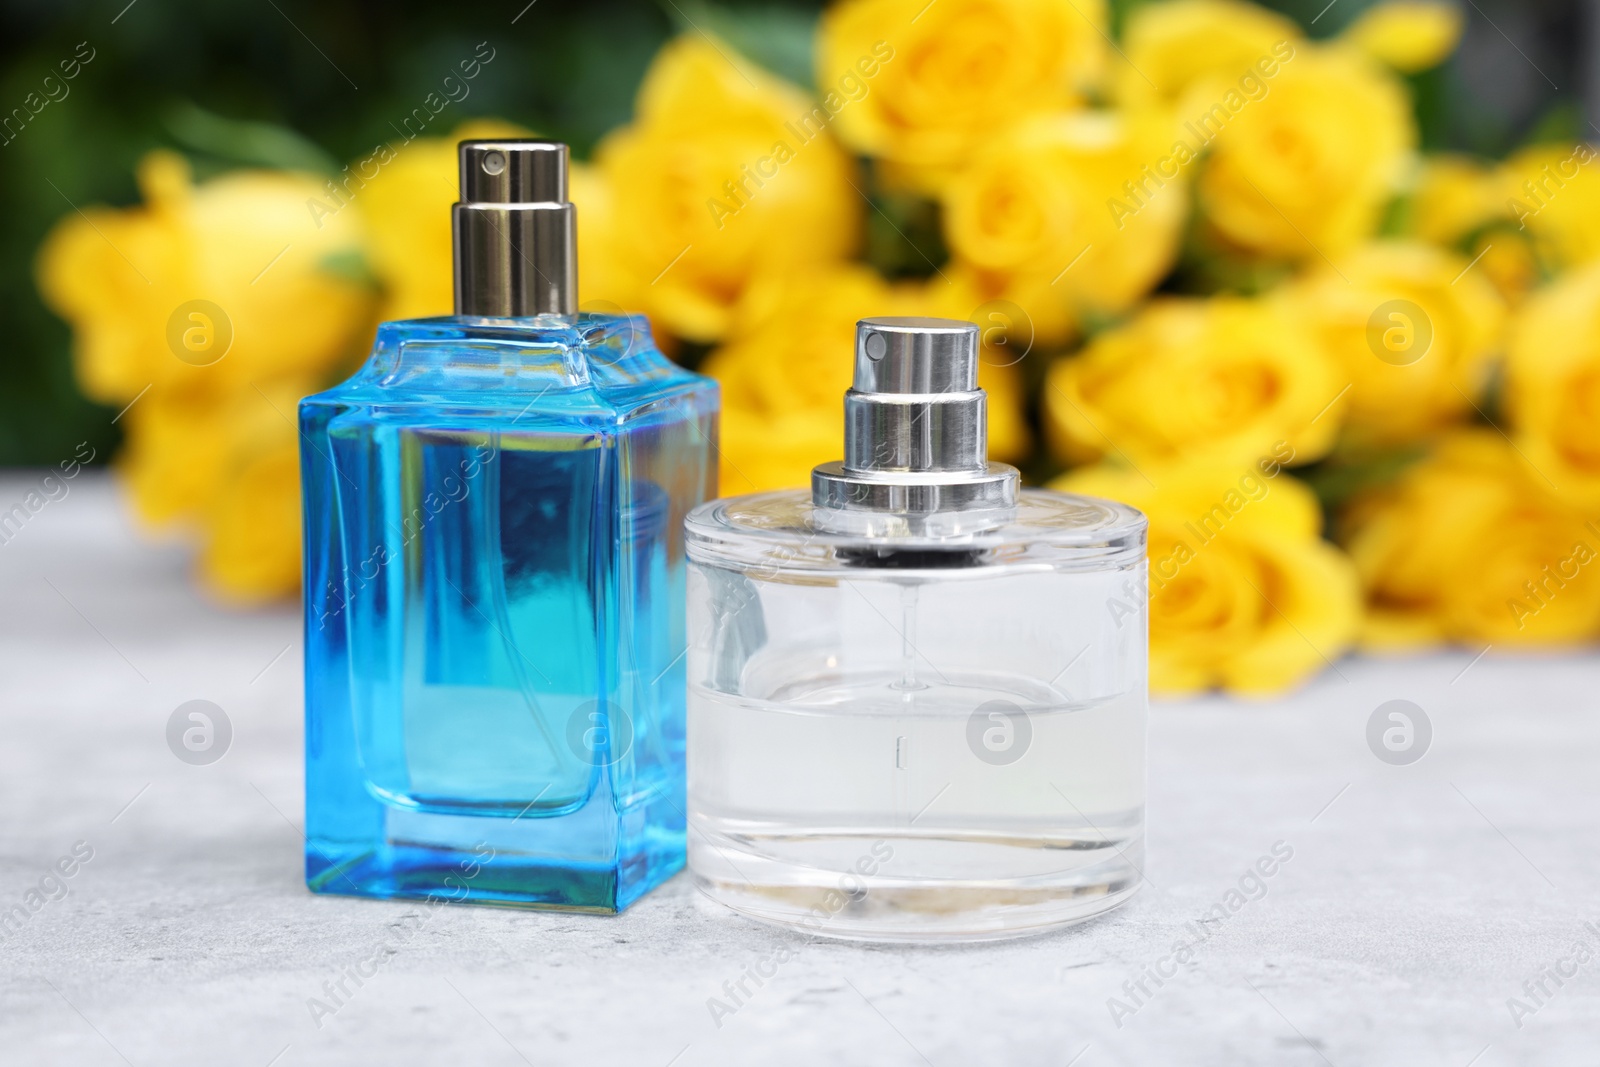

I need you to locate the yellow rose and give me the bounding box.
[1118,0,1301,108]
[567,159,643,317]
[918,273,1033,463]
[938,260,1076,348]
[1055,457,1361,695]
[1045,295,1343,467]
[200,381,305,602]
[1342,0,1464,73]
[595,36,859,343]
[817,0,1106,191]
[703,267,923,492]
[975,356,1030,466]
[1502,142,1600,275]
[1408,155,1537,304]
[1289,240,1505,446]
[354,119,534,320]
[1506,262,1600,507]
[117,379,309,603]
[1199,46,1414,259]
[941,110,1188,327]
[36,151,372,405]
[1410,155,1498,245]
[704,267,1026,492]
[35,151,372,605]
[117,388,234,527]
[714,268,873,488]
[1341,431,1600,646]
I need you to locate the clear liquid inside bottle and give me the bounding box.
[685,490,1148,941]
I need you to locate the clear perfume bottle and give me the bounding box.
[685,317,1147,941]
[300,140,718,911]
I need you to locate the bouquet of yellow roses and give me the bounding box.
[37,0,1600,696]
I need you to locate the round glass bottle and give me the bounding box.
[684,318,1148,941]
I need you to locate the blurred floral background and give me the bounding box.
[10,0,1600,696]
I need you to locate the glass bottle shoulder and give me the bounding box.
[686,488,1146,576]
[301,312,717,428]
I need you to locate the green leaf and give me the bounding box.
[1298,444,1429,518]
[860,179,948,280]
[663,0,818,89]
[317,248,379,289]
[163,101,340,175]
[1521,100,1583,150]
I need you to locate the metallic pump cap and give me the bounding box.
[812,317,1020,514]
[453,140,577,317]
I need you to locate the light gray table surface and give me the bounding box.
[1,473,1596,1066]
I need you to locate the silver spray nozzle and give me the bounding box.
[453,139,577,317]
[812,317,1019,514]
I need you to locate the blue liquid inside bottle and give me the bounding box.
[301,313,717,911]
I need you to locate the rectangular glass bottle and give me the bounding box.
[301,141,717,911]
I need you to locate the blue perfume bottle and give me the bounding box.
[300,140,718,911]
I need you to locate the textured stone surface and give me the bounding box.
[1,474,1596,1066]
